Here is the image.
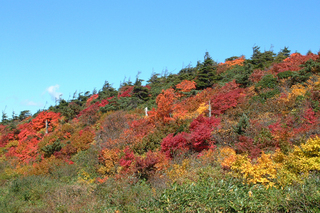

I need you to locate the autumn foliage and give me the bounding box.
[272,53,319,74]
[210,80,245,116]
[217,56,245,74]
[2,50,320,197]
[161,115,220,158]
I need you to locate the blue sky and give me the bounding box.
[1,0,319,116]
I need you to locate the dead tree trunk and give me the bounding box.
[45,119,48,134]
[145,107,148,117]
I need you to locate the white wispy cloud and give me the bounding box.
[26,101,40,106]
[21,100,44,107]
[46,85,63,100]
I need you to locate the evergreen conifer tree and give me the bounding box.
[196,52,220,89]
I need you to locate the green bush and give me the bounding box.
[41,139,62,158]
[277,70,294,79]
[255,74,278,90]
[251,88,281,103]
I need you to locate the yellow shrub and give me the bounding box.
[231,152,279,188]
[217,147,237,169]
[5,140,19,149]
[15,156,62,176]
[277,136,320,174]
[273,136,320,185]
[196,102,209,116]
[78,169,96,184]
[3,167,19,179]
[98,149,120,175]
[166,159,190,183]
[277,84,308,115]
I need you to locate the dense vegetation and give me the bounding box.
[1,46,320,212]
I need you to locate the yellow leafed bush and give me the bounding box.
[98,148,120,175]
[166,159,190,184]
[217,147,237,169]
[5,140,19,149]
[231,152,279,188]
[78,169,96,184]
[274,136,320,185]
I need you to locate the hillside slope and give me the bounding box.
[1,47,320,212]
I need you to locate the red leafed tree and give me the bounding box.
[161,115,220,158]
[272,53,319,74]
[249,69,266,83]
[14,137,40,163]
[176,80,196,93]
[17,122,37,142]
[217,56,245,74]
[118,86,134,98]
[210,80,245,116]
[151,88,177,123]
[235,135,262,159]
[134,151,159,179]
[5,122,41,163]
[32,111,61,132]
[189,115,220,151]
[119,147,135,172]
[78,97,113,125]
[86,94,99,106]
[161,132,190,158]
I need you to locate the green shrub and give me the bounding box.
[255,74,278,90]
[277,70,294,79]
[41,139,62,158]
[133,130,164,155]
[233,113,250,135]
[71,146,99,177]
[251,88,281,103]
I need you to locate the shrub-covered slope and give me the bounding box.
[1,47,320,212]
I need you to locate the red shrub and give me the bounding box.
[60,127,95,156]
[190,124,214,152]
[272,53,319,74]
[189,115,220,131]
[210,80,245,116]
[189,115,220,151]
[119,147,135,172]
[32,111,61,132]
[161,132,189,158]
[161,115,220,158]
[249,69,265,83]
[235,135,261,159]
[118,86,134,98]
[86,94,99,106]
[134,151,159,179]
[152,88,176,123]
[0,130,15,147]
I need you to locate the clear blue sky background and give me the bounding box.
[1,0,319,116]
